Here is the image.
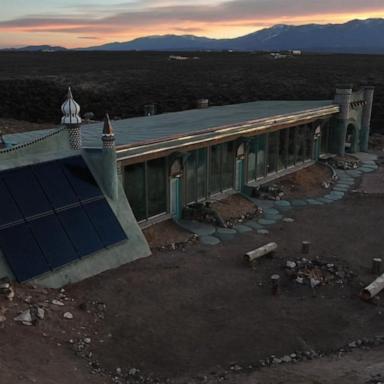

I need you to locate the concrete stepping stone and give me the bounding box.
[324,194,342,201]
[291,199,308,207]
[215,227,237,241]
[360,167,376,173]
[361,160,377,166]
[283,218,295,223]
[253,199,275,210]
[264,208,280,215]
[178,220,216,236]
[329,191,344,197]
[200,235,221,246]
[275,200,291,208]
[264,214,283,221]
[234,224,252,233]
[333,186,349,192]
[257,229,270,235]
[317,197,333,203]
[306,199,324,205]
[346,170,362,178]
[246,221,264,230]
[258,218,277,225]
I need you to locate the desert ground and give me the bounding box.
[0,154,383,384]
[0,52,383,132]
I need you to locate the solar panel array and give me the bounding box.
[0,156,127,282]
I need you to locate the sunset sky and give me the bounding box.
[1,0,384,48]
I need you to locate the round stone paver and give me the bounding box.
[215,228,237,241]
[246,221,265,230]
[257,229,270,235]
[317,197,333,203]
[264,208,280,216]
[360,167,376,173]
[264,214,283,221]
[306,199,324,205]
[275,200,291,208]
[324,194,342,201]
[291,199,308,207]
[200,235,221,246]
[234,224,252,233]
[258,218,277,225]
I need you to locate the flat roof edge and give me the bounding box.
[116,104,339,161]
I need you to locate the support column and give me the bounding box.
[332,85,353,156]
[360,86,375,152]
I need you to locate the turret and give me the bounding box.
[101,114,118,200]
[61,87,82,150]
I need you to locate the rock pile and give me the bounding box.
[330,156,360,170]
[284,257,357,288]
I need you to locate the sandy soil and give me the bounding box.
[267,164,332,199]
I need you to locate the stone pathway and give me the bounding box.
[179,153,378,246]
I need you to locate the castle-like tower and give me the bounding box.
[61,87,82,150]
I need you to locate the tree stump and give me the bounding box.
[372,258,382,275]
[302,241,311,254]
[271,274,280,296]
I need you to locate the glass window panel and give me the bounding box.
[210,145,221,194]
[278,129,288,171]
[296,126,306,163]
[267,132,279,174]
[288,127,296,166]
[147,158,167,217]
[321,123,329,153]
[124,163,146,221]
[222,142,234,190]
[197,149,207,200]
[247,140,256,181]
[256,134,266,179]
[186,151,197,204]
[305,126,314,160]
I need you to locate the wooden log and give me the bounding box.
[302,241,311,254]
[244,242,277,263]
[371,258,382,275]
[360,273,384,301]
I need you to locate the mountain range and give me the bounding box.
[6,19,384,53]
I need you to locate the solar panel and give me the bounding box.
[0,155,128,282]
[33,160,78,209]
[60,156,102,201]
[58,207,103,257]
[0,224,50,282]
[85,199,127,247]
[2,167,52,218]
[30,215,78,269]
[0,179,23,228]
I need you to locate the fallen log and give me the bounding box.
[244,242,277,263]
[360,272,384,301]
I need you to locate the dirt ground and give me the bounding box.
[266,164,332,199]
[210,193,258,222]
[2,165,384,383]
[143,219,194,249]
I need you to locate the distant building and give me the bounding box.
[290,50,302,56]
[0,84,374,287]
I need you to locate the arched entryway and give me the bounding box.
[345,123,358,153]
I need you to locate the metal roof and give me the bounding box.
[5,100,338,154]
